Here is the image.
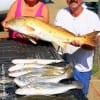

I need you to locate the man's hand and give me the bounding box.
[71,39,82,47]
[70,34,83,47]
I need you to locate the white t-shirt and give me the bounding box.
[54,8,100,72]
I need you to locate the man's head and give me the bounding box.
[66,0,83,12]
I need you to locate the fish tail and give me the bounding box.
[64,63,73,72]
[64,64,73,78]
[72,81,83,89]
[97,32,100,36]
[82,31,99,50]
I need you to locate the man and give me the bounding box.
[54,0,100,97]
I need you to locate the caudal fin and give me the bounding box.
[82,31,99,50]
[72,81,83,89]
[64,64,73,78]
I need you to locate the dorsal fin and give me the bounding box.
[54,25,76,36]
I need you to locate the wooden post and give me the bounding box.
[93,0,100,67]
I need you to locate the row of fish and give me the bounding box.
[9,59,64,77]
[8,60,73,85]
[13,65,73,87]
[7,16,100,50]
[7,59,83,95]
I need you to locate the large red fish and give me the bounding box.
[7,16,99,49]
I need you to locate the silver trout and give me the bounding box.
[15,81,83,95]
[11,59,63,65]
[14,73,68,87]
[8,63,64,72]
[8,65,65,77]
[7,16,99,49]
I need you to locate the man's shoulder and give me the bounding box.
[84,8,100,21]
[84,8,98,16]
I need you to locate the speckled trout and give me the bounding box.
[8,64,64,72]
[15,81,83,95]
[11,59,63,65]
[8,64,73,77]
[14,73,69,87]
[8,66,65,77]
[7,16,99,49]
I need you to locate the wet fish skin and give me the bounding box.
[15,81,83,95]
[7,16,99,49]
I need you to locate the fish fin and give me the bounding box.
[72,81,83,89]
[26,26,35,32]
[28,38,37,44]
[64,63,73,74]
[58,42,67,48]
[82,31,99,50]
[97,32,100,36]
[54,26,76,36]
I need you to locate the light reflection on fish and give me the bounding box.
[15,81,83,95]
[7,16,99,49]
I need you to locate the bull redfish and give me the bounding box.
[7,16,99,49]
[15,81,83,95]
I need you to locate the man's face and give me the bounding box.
[66,0,83,10]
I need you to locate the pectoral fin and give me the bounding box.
[59,43,67,49]
[28,38,37,44]
[58,42,67,49]
[26,26,35,32]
